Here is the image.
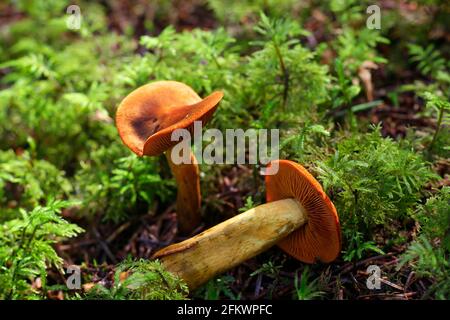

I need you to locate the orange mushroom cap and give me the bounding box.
[265,160,341,263]
[116,81,223,156]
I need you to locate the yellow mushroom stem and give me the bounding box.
[153,198,308,290]
[165,147,201,235]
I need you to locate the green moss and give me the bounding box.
[82,259,189,300]
[317,126,439,260]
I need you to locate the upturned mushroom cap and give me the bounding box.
[116,81,223,156]
[265,160,341,263]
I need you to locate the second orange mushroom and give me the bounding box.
[116,81,223,234]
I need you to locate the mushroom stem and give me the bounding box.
[153,198,308,290]
[165,147,201,235]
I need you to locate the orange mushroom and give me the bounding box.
[266,160,341,263]
[153,160,341,289]
[116,81,223,234]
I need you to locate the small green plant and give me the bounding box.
[249,260,285,298]
[334,28,388,74]
[247,13,329,124]
[421,92,450,155]
[0,149,72,211]
[81,259,188,300]
[342,232,384,262]
[207,0,299,25]
[250,261,282,278]
[405,43,448,97]
[293,267,324,300]
[239,196,256,213]
[327,0,367,25]
[196,275,239,300]
[280,123,330,163]
[414,187,450,251]
[329,58,361,112]
[408,44,448,79]
[0,200,84,299]
[403,43,449,160]
[398,237,449,299]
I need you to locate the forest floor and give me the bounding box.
[2,0,448,300]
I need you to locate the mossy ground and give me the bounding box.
[0,0,448,300]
